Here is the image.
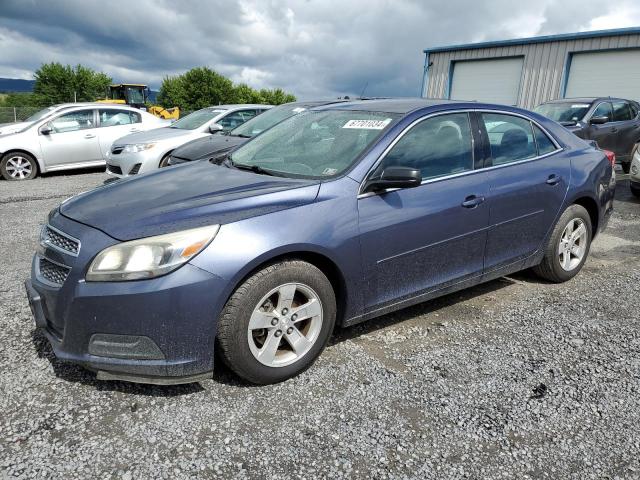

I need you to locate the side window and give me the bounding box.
[218,110,256,130]
[481,113,536,165]
[50,110,95,133]
[377,112,473,181]
[592,102,613,121]
[533,125,557,156]
[612,101,633,122]
[630,102,639,118]
[98,109,141,127]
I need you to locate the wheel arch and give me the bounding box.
[220,248,350,328]
[1,149,43,175]
[571,195,599,239]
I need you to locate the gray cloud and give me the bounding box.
[1,0,639,99]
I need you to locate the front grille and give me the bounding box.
[111,146,124,155]
[38,257,70,286]
[107,164,123,175]
[42,225,80,256]
[128,163,141,175]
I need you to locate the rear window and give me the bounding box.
[533,125,557,156]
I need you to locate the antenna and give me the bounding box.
[359,82,369,99]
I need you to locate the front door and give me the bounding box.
[39,109,102,168]
[610,100,640,162]
[587,102,617,154]
[358,112,490,312]
[480,112,571,272]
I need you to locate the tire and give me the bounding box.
[0,151,37,180]
[158,153,172,168]
[217,260,336,384]
[631,184,640,198]
[533,204,592,283]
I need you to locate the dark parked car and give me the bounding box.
[26,99,615,385]
[167,100,349,166]
[534,97,640,173]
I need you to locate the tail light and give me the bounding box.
[603,149,616,167]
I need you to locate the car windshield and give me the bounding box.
[534,102,591,123]
[230,110,399,179]
[25,106,61,123]
[170,108,225,130]
[230,104,307,138]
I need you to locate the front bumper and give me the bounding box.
[26,213,228,384]
[106,148,161,178]
[630,149,640,183]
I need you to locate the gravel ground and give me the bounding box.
[1,169,639,479]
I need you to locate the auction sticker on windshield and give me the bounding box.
[343,118,392,129]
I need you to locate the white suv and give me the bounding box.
[0,104,167,180]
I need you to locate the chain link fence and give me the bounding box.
[0,107,41,124]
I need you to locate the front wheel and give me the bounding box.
[631,184,640,198]
[0,152,38,180]
[216,260,336,384]
[533,204,592,283]
[158,154,172,168]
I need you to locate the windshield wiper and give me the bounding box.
[225,159,278,177]
[235,133,252,138]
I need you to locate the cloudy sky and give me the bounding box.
[1,0,639,99]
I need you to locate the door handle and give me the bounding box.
[610,127,618,133]
[461,195,485,208]
[84,134,96,139]
[130,128,139,132]
[546,174,561,185]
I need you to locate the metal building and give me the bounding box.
[421,27,640,109]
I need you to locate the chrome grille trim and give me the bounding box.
[41,224,81,257]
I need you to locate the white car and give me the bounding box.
[105,104,271,178]
[0,103,96,136]
[0,104,168,180]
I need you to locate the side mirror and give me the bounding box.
[590,115,609,125]
[209,123,223,133]
[39,124,53,135]
[365,166,422,193]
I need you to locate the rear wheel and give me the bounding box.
[1,152,37,180]
[216,260,336,384]
[533,204,592,283]
[631,184,640,198]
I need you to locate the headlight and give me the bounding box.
[86,225,219,281]
[124,143,156,153]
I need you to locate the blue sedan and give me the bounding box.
[26,98,616,385]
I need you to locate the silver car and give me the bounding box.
[105,104,271,178]
[630,147,640,197]
[0,103,168,180]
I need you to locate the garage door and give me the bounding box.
[565,49,640,100]
[450,57,524,105]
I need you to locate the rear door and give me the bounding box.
[38,109,102,168]
[479,112,570,273]
[96,109,143,159]
[358,112,490,311]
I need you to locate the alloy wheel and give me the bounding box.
[247,282,323,367]
[5,155,32,179]
[558,218,587,271]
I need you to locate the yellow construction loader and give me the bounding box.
[97,84,180,120]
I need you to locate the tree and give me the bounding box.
[258,88,296,105]
[33,62,111,104]
[158,67,296,110]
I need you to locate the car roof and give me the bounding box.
[315,97,464,114]
[542,97,635,105]
[206,104,274,111]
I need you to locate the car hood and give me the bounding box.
[60,161,320,241]
[113,127,200,145]
[172,134,247,160]
[0,121,30,135]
